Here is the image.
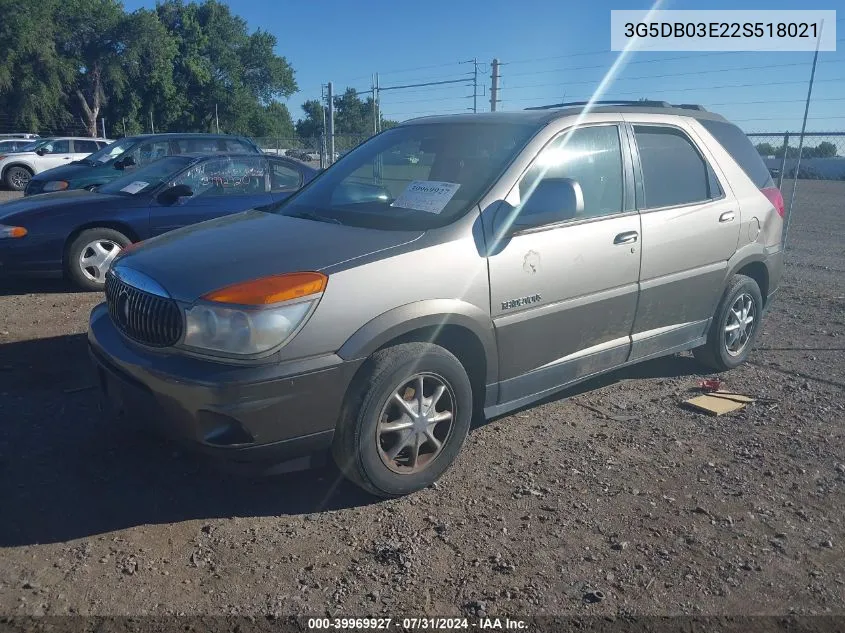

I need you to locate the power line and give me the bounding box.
[502,60,838,91]
[502,76,845,97]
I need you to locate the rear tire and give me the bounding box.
[693,274,763,371]
[4,165,33,191]
[332,342,473,498]
[66,228,131,291]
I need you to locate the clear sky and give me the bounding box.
[122,0,844,133]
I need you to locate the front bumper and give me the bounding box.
[88,302,362,472]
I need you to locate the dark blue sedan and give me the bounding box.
[0,153,317,290]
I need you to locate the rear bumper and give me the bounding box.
[88,302,363,472]
[764,247,784,308]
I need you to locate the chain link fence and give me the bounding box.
[253,134,371,168]
[748,132,845,181]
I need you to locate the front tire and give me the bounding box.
[332,342,473,497]
[66,228,131,291]
[4,166,33,191]
[694,274,763,371]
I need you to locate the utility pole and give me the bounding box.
[321,85,328,167]
[472,58,478,113]
[490,58,500,112]
[149,110,154,134]
[215,103,220,134]
[372,74,380,135]
[122,118,126,137]
[101,118,106,138]
[327,81,335,166]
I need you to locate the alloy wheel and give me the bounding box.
[376,373,456,474]
[724,292,756,356]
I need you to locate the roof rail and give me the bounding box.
[524,100,707,112]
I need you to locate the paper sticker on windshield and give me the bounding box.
[391,181,461,214]
[120,181,149,194]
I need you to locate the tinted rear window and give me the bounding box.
[700,120,773,188]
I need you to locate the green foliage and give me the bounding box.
[0,0,297,138]
[295,87,397,139]
[757,140,841,159]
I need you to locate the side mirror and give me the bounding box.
[157,184,193,204]
[505,178,584,234]
[115,155,136,170]
[36,148,47,156]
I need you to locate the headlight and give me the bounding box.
[0,225,27,239]
[42,181,69,192]
[183,272,327,356]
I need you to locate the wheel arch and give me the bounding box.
[1,161,35,181]
[337,300,498,392]
[63,222,140,267]
[726,248,771,306]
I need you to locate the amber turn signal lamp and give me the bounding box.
[7,227,27,238]
[202,272,328,305]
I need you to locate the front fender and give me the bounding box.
[336,299,498,384]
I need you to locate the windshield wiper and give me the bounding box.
[288,210,343,225]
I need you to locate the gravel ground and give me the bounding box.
[0,180,843,618]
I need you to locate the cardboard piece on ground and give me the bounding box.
[684,390,756,416]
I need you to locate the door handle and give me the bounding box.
[613,231,638,245]
[719,210,736,223]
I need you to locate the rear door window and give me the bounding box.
[177,138,224,154]
[633,125,720,209]
[73,139,100,153]
[269,159,303,191]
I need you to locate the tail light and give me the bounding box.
[760,187,785,218]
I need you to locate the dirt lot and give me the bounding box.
[0,181,843,619]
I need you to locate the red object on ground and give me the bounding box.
[699,379,723,392]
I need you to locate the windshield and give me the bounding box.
[275,122,537,230]
[85,138,133,164]
[97,156,195,196]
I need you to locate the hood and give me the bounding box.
[0,189,109,221]
[115,210,425,302]
[30,161,109,182]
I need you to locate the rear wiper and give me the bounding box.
[288,210,343,225]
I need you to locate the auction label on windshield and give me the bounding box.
[611,10,836,51]
[120,181,149,194]
[391,181,461,214]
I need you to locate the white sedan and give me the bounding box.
[0,137,113,191]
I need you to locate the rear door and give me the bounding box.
[71,139,101,161]
[149,156,272,236]
[624,116,740,361]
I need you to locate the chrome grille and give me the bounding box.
[105,271,182,347]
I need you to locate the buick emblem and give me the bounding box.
[116,290,131,327]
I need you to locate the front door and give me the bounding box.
[149,156,273,236]
[488,123,641,403]
[37,139,74,171]
[624,119,741,361]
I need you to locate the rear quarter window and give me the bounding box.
[699,120,773,189]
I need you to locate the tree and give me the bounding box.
[295,99,324,139]
[155,0,297,134]
[814,141,837,158]
[0,0,76,134]
[295,87,397,139]
[755,142,776,156]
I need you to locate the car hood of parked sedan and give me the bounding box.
[29,161,108,183]
[0,190,133,221]
[113,210,425,302]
